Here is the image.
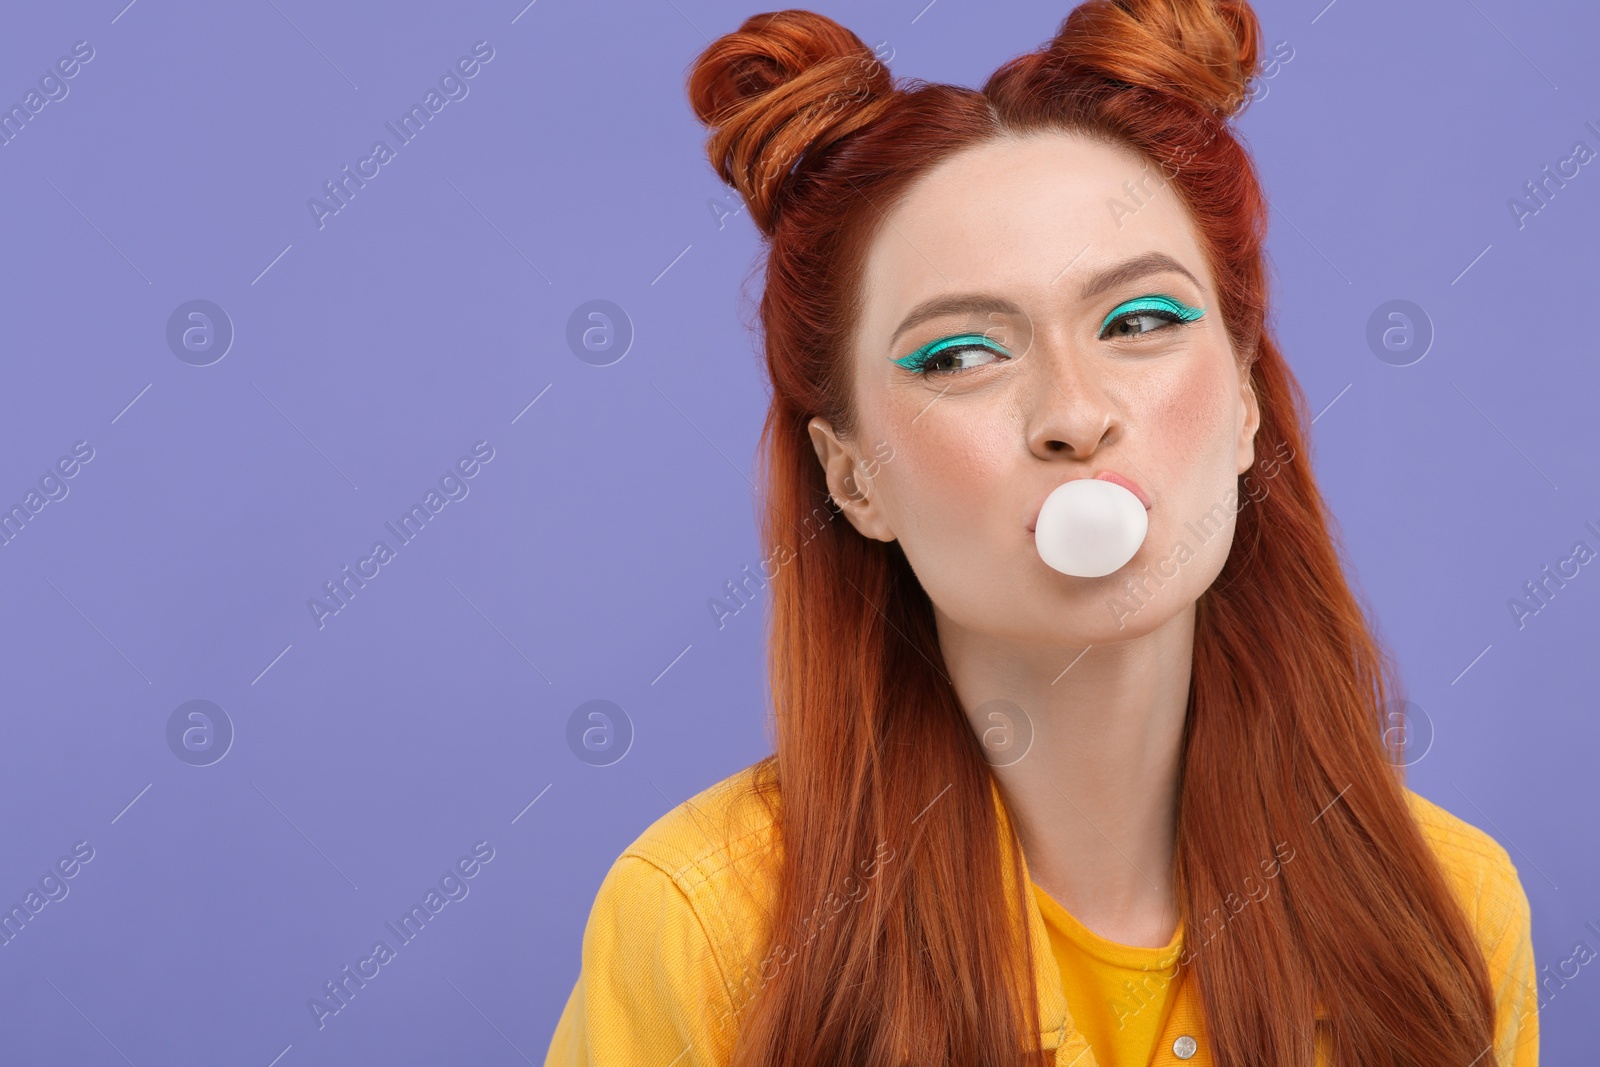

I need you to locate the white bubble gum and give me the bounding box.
[1033,477,1149,578]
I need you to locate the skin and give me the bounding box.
[808,131,1261,949]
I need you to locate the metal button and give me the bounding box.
[1172,1035,1198,1059]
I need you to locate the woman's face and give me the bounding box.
[808,131,1261,646]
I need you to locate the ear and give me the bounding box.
[1236,366,1261,476]
[807,416,897,543]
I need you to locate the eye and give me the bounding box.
[892,333,1010,377]
[1098,294,1204,341]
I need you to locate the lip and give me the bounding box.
[1027,470,1152,532]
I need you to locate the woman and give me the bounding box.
[545,2,1539,1064]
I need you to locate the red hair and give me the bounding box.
[685,2,1498,1063]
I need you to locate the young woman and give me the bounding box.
[545,2,1538,1064]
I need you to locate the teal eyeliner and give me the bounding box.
[1098,294,1204,336]
[891,333,1008,374]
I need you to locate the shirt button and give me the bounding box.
[1172,1035,1198,1059]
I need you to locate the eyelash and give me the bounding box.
[892,295,1204,378]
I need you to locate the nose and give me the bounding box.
[1023,337,1122,461]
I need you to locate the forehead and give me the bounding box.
[857,131,1212,336]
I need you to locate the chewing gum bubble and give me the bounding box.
[1033,478,1148,578]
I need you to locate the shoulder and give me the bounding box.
[619,759,783,894]
[615,760,785,991]
[1401,787,1528,939]
[545,762,783,1065]
[1401,786,1539,1066]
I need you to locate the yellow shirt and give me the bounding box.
[1032,882,1185,1067]
[543,764,1539,1066]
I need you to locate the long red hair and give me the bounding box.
[685,3,1498,1064]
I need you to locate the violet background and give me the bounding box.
[0,0,1595,1063]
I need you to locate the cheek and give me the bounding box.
[1144,351,1239,473]
[1134,351,1247,559]
[877,398,1011,534]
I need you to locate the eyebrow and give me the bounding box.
[885,252,1204,351]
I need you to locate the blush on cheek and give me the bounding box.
[890,435,979,499]
[1150,356,1237,456]
[889,393,1008,473]
[881,409,1009,533]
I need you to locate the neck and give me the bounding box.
[935,600,1194,948]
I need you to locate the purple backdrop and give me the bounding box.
[0,0,1594,1063]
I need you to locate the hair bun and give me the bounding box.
[1050,0,1261,119]
[687,10,895,235]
